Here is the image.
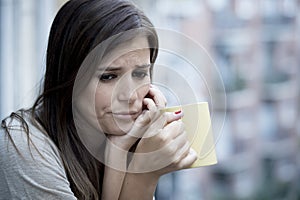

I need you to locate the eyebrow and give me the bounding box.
[136,64,152,69]
[98,64,151,72]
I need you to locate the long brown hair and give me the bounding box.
[2,0,158,199]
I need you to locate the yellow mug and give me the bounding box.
[161,102,217,168]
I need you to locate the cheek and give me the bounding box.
[76,82,96,115]
[95,86,112,110]
[137,82,151,97]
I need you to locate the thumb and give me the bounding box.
[107,109,153,151]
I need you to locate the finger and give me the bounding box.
[161,110,184,124]
[146,110,184,135]
[148,85,167,108]
[126,99,161,139]
[171,132,190,154]
[127,110,152,138]
[143,98,157,112]
[165,142,197,170]
[163,120,185,140]
[176,148,198,169]
[143,110,183,137]
[175,140,192,161]
[127,104,160,139]
[107,133,140,152]
[143,97,184,129]
[143,98,161,122]
[157,133,189,164]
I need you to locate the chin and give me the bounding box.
[106,129,128,136]
[105,123,133,136]
[99,118,134,136]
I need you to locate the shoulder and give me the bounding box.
[0,111,76,199]
[0,111,60,163]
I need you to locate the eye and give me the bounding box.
[132,70,149,79]
[99,73,117,82]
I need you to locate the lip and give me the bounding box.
[112,111,140,120]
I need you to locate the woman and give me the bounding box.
[0,0,197,199]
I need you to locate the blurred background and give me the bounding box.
[0,0,299,199]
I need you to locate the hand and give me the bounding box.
[105,85,197,174]
[106,84,167,151]
[104,84,168,169]
[129,85,197,174]
[104,107,158,171]
[146,84,167,108]
[127,99,197,175]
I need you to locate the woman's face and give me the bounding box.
[76,37,151,136]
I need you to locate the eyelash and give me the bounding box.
[99,70,149,82]
[132,71,149,79]
[99,74,117,82]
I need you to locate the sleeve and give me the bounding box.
[0,122,77,200]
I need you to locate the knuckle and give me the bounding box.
[165,145,176,157]
[158,132,168,144]
[160,113,168,124]
[137,112,151,124]
[150,128,162,138]
[161,112,168,119]
[175,160,183,169]
[181,130,188,140]
[177,120,185,129]
[169,120,184,132]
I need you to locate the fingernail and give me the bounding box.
[190,148,198,157]
[174,110,181,115]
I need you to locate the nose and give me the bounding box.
[116,75,138,104]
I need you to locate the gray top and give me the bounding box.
[0,113,77,199]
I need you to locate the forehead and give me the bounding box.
[100,37,151,68]
[120,36,150,52]
[110,48,150,65]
